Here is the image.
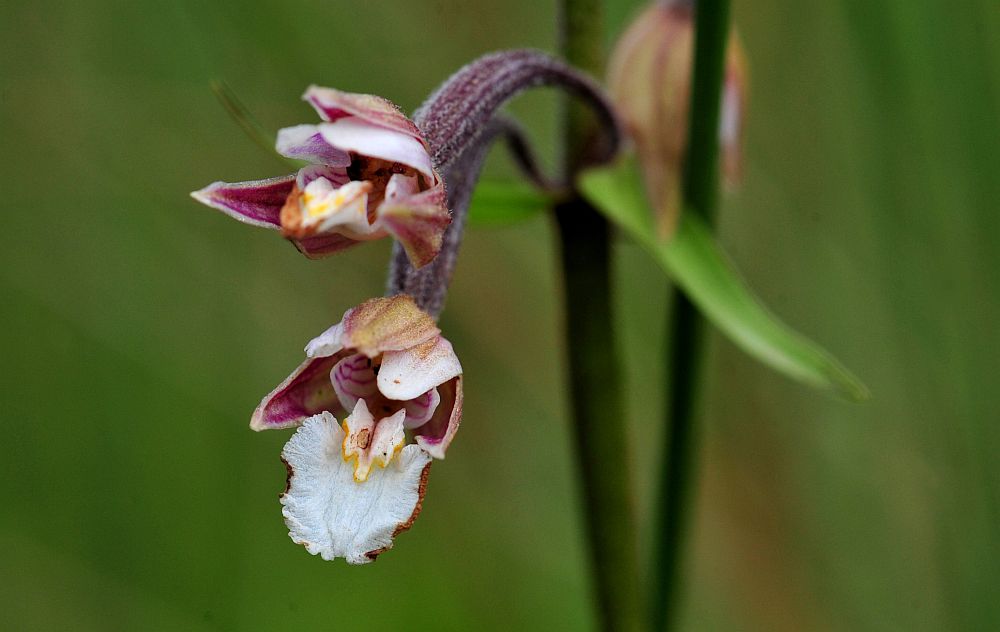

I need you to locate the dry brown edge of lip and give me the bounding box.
[280,456,294,497]
[364,460,433,561]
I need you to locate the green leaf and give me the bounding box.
[468,181,550,227]
[579,157,869,401]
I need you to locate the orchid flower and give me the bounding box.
[253,295,462,563]
[191,87,449,267]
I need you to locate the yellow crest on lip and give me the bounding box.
[341,401,407,483]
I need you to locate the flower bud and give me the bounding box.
[608,0,747,236]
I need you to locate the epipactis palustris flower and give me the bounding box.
[191,87,450,267]
[252,295,462,563]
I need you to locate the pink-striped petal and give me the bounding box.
[296,164,350,189]
[190,175,295,229]
[402,388,440,429]
[331,353,379,412]
[250,354,346,431]
[302,86,422,141]
[292,233,362,259]
[413,376,463,459]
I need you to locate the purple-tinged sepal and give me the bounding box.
[190,175,295,229]
[303,86,424,140]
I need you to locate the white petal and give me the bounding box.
[368,409,407,470]
[318,119,434,179]
[280,413,432,565]
[304,322,344,358]
[299,178,376,238]
[276,124,351,166]
[384,173,419,202]
[403,388,440,429]
[378,336,462,400]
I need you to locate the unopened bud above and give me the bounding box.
[608,0,747,236]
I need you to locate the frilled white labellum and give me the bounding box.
[281,412,431,564]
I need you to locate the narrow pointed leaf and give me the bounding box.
[210,80,305,170]
[467,181,549,226]
[580,157,868,401]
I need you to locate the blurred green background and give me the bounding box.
[1,0,998,630]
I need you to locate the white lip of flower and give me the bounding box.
[280,411,431,564]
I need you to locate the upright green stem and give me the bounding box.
[556,1,643,631]
[652,1,733,630]
[682,0,732,220]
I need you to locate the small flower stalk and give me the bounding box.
[193,49,621,563]
[608,0,747,237]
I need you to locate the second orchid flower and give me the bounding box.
[192,87,450,267]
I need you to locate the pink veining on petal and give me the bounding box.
[402,388,440,429]
[296,164,350,189]
[414,376,463,459]
[293,233,362,259]
[302,86,423,141]
[251,354,347,431]
[331,354,443,429]
[331,353,380,412]
[191,175,296,229]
